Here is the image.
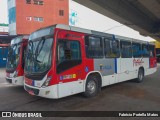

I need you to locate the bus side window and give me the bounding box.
[85,36,103,58]
[142,44,149,58]
[104,38,120,58]
[132,42,141,58]
[120,40,132,58]
[57,40,82,74]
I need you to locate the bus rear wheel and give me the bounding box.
[136,69,144,83]
[83,75,100,98]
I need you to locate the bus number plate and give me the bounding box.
[28,90,35,95]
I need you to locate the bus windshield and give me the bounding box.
[25,26,54,74]
[6,43,21,70]
[25,37,53,74]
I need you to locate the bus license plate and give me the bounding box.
[28,90,35,95]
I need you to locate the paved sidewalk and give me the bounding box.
[0,68,6,83]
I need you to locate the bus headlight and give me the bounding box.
[42,77,52,88]
[13,71,18,78]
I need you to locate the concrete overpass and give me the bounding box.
[73,0,160,41]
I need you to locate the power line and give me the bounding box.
[102,23,137,32]
[102,24,124,32]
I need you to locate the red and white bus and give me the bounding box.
[6,36,29,85]
[24,24,157,99]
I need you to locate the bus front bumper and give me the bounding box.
[6,76,24,85]
[24,84,58,99]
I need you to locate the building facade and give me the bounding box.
[0,23,9,34]
[8,0,69,35]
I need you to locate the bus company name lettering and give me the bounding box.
[133,58,144,66]
[66,34,81,39]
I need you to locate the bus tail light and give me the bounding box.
[42,76,52,88]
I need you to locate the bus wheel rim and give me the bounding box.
[87,80,96,94]
[139,72,143,81]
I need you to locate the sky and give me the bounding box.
[0,0,154,41]
[0,0,8,24]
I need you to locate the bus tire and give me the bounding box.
[83,75,100,98]
[136,68,144,83]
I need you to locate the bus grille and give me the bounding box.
[6,78,12,83]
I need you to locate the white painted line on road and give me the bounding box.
[0,83,13,87]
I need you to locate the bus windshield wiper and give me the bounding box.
[29,37,45,72]
[36,37,45,56]
[27,41,34,62]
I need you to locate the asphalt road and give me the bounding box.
[0,65,160,120]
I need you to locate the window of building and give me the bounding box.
[142,44,149,57]
[59,10,64,16]
[38,17,43,22]
[34,0,44,5]
[120,40,132,58]
[26,16,32,21]
[132,42,141,58]
[57,40,82,73]
[34,17,44,22]
[34,17,38,21]
[26,0,31,4]
[85,36,103,59]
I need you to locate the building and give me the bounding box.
[0,23,9,34]
[8,0,69,35]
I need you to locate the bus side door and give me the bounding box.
[56,30,86,98]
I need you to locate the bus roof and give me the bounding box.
[34,24,153,45]
[56,24,152,44]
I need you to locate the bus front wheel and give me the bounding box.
[83,75,100,98]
